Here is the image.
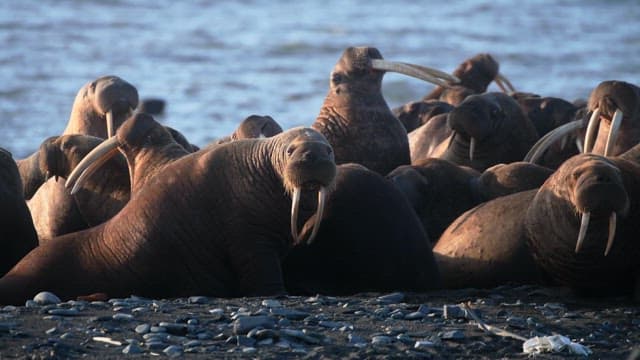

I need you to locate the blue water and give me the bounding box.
[1,0,638,158]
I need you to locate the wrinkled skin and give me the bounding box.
[424,53,500,101]
[313,47,410,175]
[20,75,139,242]
[439,92,539,171]
[283,163,439,295]
[434,190,543,289]
[18,135,131,228]
[215,115,283,145]
[586,80,640,156]
[0,115,336,304]
[388,159,552,244]
[525,154,640,297]
[0,148,38,276]
[392,100,454,133]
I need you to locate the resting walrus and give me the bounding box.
[0,148,38,276]
[0,114,336,304]
[18,75,138,241]
[313,46,457,175]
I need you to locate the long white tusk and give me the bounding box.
[575,211,590,253]
[290,187,301,243]
[446,131,457,151]
[65,136,120,194]
[370,59,458,87]
[575,137,584,153]
[524,120,583,163]
[106,110,114,138]
[604,212,617,256]
[469,137,476,162]
[401,62,461,84]
[495,73,516,93]
[583,108,601,154]
[603,109,623,157]
[305,187,327,245]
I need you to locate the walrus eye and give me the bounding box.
[331,73,344,84]
[286,145,296,157]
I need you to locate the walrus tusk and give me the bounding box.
[603,109,623,157]
[400,62,461,84]
[575,137,584,153]
[106,110,114,138]
[370,59,459,87]
[583,108,601,154]
[65,136,120,195]
[575,211,590,254]
[469,137,476,162]
[494,73,516,93]
[290,187,328,245]
[524,120,583,163]
[604,212,617,256]
[446,131,457,151]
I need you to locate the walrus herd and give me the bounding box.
[0,46,639,305]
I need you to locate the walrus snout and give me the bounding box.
[90,76,139,138]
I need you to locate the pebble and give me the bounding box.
[281,328,321,344]
[443,305,466,319]
[405,311,426,320]
[163,345,183,357]
[47,308,79,316]
[377,292,405,304]
[233,315,276,335]
[112,313,134,321]
[270,307,310,320]
[414,340,436,349]
[188,296,209,304]
[208,308,225,321]
[261,299,282,308]
[135,324,151,334]
[441,330,465,340]
[371,335,393,346]
[33,291,61,305]
[348,333,367,347]
[122,343,145,354]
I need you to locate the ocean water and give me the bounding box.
[1,0,638,158]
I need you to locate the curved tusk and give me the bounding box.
[305,187,327,245]
[370,59,459,87]
[604,212,617,256]
[65,136,120,194]
[603,109,623,157]
[106,110,114,138]
[469,137,476,162]
[575,211,590,253]
[524,120,583,163]
[495,73,516,93]
[401,62,461,84]
[583,108,601,154]
[290,187,301,244]
[446,130,457,151]
[575,136,584,153]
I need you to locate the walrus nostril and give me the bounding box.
[301,151,317,162]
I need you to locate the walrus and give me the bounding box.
[20,75,138,241]
[312,46,458,175]
[388,158,553,244]
[214,114,283,145]
[411,92,539,171]
[392,100,454,133]
[583,80,640,157]
[525,154,640,298]
[0,148,38,276]
[0,114,336,304]
[19,135,130,227]
[423,53,515,101]
[283,163,439,295]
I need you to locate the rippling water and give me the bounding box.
[1,0,638,157]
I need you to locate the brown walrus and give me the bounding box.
[0,148,38,276]
[392,100,454,133]
[214,114,283,145]
[388,158,553,244]
[411,92,539,171]
[423,53,515,101]
[0,114,336,305]
[312,46,457,175]
[525,154,640,298]
[19,75,138,241]
[435,153,640,297]
[283,163,439,295]
[19,135,130,227]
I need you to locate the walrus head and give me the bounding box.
[0,148,22,196]
[275,128,336,246]
[65,75,139,138]
[451,53,515,93]
[549,155,629,256]
[328,46,459,101]
[583,80,640,156]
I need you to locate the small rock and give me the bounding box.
[122,343,144,354]
[396,334,414,345]
[405,311,426,320]
[261,299,282,308]
[183,340,201,348]
[163,345,183,357]
[371,335,393,346]
[47,308,79,316]
[135,324,151,334]
[443,305,466,319]
[414,340,435,349]
[441,330,465,340]
[233,315,276,335]
[188,296,209,304]
[112,313,134,322]
[506,316,527,329]
[270,307,310,320]
[45,327,58,335]
[33,291,61,305]
[348,334,367,347]
[377,292,405,304]
[208,308,225,321]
